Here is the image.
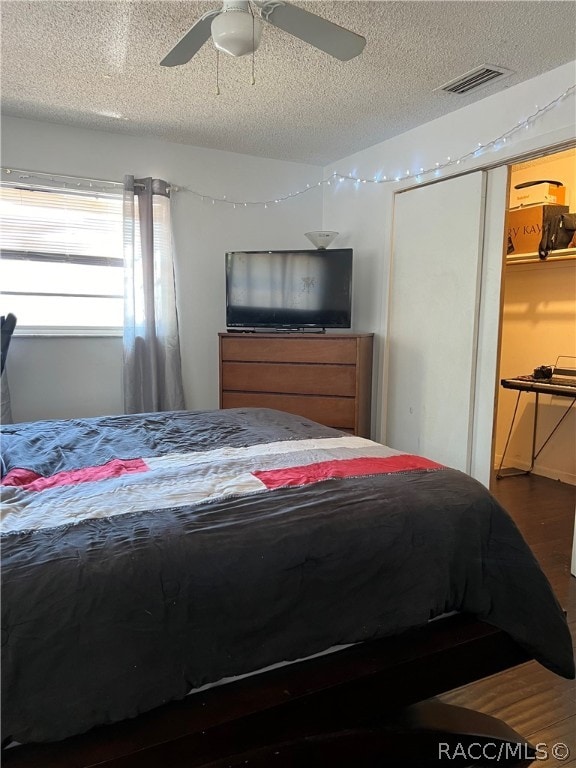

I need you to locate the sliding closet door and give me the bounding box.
[386,172,486,473]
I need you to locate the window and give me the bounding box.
[0,183,124,334]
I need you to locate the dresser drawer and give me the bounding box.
[221,336,358,364]
[221,392,356,430]
[221,362,356,396]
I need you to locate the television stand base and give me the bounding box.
[226,328,327,334]
[268,328,327,334]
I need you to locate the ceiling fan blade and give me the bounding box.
[161,10,221,67]
[255,1,366,61]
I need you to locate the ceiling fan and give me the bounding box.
[160,0,366,65]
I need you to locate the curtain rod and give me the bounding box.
[1,167,125,188]
[0,168,170,193]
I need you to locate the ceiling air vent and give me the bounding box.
[436,65,513,95]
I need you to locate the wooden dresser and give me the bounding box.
[219,332,373,437]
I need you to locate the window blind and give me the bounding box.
[0,183,124,332]
[1,185,123,263]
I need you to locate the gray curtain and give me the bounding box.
[123,176,185,414]
[1,370,13,424]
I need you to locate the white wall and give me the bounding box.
[1,117,323,421]
[322,61,576,444]
[5,337,123,423]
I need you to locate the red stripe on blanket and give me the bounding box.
[1,458,149,492]
[254,455,443,489]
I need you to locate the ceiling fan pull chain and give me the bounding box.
[216,49,221,95]
[251,13,256,85]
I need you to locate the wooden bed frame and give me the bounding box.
[4,613,536,768]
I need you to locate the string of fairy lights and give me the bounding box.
[179,84,574,208]
[2,84,574,205]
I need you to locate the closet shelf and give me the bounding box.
[506,247,576,265]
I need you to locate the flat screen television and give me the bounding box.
[225,249,353,330]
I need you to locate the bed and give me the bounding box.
[1,407,573,760]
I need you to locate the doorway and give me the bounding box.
[493,148,576,487]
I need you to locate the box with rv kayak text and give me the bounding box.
[507,204,569,255]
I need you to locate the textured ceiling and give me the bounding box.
[1,1,575,165]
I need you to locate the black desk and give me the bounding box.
[497,377,576,478]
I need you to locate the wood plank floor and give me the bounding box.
[438,475,576,767]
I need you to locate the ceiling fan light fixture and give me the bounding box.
[211,9,263,57]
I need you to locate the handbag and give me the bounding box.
[538,212,576,259]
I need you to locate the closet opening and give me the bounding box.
[493,148,576,487]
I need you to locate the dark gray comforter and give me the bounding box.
[1,408,573,744]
